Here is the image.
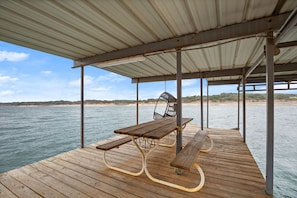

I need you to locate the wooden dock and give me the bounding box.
[0,125,271,198]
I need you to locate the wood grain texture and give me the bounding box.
[170,130,208,170]
[0,124,272,198]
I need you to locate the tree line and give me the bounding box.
[1,93,296,106]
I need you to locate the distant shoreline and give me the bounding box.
[1,100,296,107]
[1,93,297,107]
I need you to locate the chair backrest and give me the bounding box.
[153,92,177,120]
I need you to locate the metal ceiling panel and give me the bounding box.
[275,47,297,64]
[0,0,297,85]
[184,49,210,72]
[245,0,279,20]
[149,0,195,35]
[219,0,248,26]
[122,0,174,40]
[186,0,218,31]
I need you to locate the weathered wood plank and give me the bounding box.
[20,165,90,198]
[114,118,168,136]
[170,130,208,170]
[8,168,67,198]
[39,159,138,198]
[96,136,131,150]
[48,157,141,198]
[0,125,272,198]
[29,161,114,198]
[0,173,41,198]
[57,151,190,198]
[144,118,193,139]
[0,182,17,198]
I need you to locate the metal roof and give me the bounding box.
[1,0,297,85]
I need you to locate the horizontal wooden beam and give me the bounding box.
[74,13,290,67]
[132,63,297,83]
[208,74,297,85]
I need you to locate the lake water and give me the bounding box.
[0,104,296,197]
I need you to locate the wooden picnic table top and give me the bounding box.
[114,117,193,139]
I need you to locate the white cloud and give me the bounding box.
[97,73,126,82]
[69,75,94,86]
[182,79,198,87]
[41,70,52,75]
[0,75,19,84]
[0,51,29,62]
[91,87,110,91]
[0,90,14,96]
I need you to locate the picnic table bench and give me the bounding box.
[96,136,132,151]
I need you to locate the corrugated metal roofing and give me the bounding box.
[0,0,297,84]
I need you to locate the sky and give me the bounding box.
[2,41,294,103]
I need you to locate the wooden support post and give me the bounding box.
[136,80,139,125]
[237,84,240,130]
[200,74,204,130]
[80,66,84,148]
[207,81,209,128]
[265,32,274,195]
[176,49,182,155]
[242,71,246,143]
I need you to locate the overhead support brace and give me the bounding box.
[245,7,297,80]
[244,53,265,80]
[275,7,297,44]
[74,13,289,67]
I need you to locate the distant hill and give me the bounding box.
[182,93,297,103]
[1,93,297,106]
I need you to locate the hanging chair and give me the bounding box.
[153,92,177,120]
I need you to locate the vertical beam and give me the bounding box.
[237,84,240,130]
[242,71,246,143]
[80,66,85,148]
[207,81,209,128]
[266,32,274,195]
[200,74,204,130]
[176,49,182,155]
[136,80,139,125]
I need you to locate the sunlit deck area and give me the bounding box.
[0,124,271,198]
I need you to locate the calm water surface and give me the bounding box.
[0,104,296,197]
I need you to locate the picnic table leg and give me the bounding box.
[145,160,205,192]
[159,131,176,148]
[200,135,214,153]
[103,137,145,176]
[143,138,205,192]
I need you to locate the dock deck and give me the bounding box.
[0,125,271,198]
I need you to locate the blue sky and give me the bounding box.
[0,41,244,102]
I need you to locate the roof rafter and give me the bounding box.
[73,12,290,67]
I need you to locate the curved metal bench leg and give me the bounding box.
[145,160,205,192]
[201,135,214,153]
[103,137,145,176]
[159,132,176,147]
[159,124,185,148]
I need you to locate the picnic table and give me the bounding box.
[97,117,213,192]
